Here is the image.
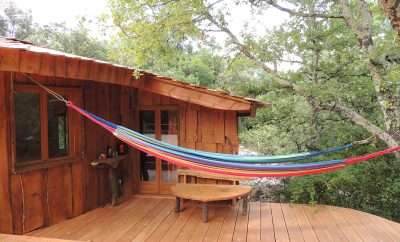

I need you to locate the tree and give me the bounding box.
[108,0,399,157]
[30,18,109,61]
[0,1,34,39]
[379,0,400,37]
[107,0,400,220]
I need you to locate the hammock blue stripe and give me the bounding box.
[85,109,350,169]
[115,128,346,170]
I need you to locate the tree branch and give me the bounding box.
[321,102,400,148]
[203,7,399,149]
[250,0,344,19]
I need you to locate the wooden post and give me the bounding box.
[109,168,119,206]
[202,203,208,223]
[242,196,248,216]
[175,197,181,212]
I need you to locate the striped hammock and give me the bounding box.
[66,101,400,178]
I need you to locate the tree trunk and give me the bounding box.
[205,2,400,157]
[379,0,400,37]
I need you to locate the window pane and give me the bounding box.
[140,111,156,181]
[15,92,41,162]
[161,110,178,183]
[140,110,155,137]
[48,95,69,158]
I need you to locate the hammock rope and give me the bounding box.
[26,75,400,177]
[67,99,400,177]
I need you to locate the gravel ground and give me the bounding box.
[239,146,284,202]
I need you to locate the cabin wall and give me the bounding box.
[0,72,13,233]
[0,72,240,235]
[137,90,239,152]
[4,73,86,234]
[0,72,138,234]
[133,90,239,190]
[83,81,137,208]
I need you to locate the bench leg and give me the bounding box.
[202,203,208,223]
[175,197,181,212]
[242,196,248,216]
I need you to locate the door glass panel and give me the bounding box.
[161,110,178,183]
[140,110,156,181]
[15,92,41,162]
[48,95,69,158]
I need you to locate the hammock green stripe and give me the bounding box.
[117,126,353,163]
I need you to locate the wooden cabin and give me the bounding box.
[1,38,400,242]
[0,37,266,234]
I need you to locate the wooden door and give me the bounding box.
[138,108,179,194]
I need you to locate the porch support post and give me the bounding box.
[202,203,208,223]
[242,196,248,216]
[175,197,181,212]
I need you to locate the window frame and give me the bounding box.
[11,84,82,173]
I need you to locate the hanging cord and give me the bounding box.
[352,135,375,146]
[23,73,376,150]
[23,73,69,104]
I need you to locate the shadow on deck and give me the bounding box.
[3,196,399,242]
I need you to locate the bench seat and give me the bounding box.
[171,183,252,222]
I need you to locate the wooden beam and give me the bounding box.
[20,51,41,74]
[0,72,13,233]
[130,76,253,112]
[0,48,20,72]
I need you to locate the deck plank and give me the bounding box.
[232,200,249,242]
[0,234,85,242]
[159,207,195,242]
[175,207,202,242]
[145,208,182,241]
[247,202,261,242]
[327,206,363,242]
[347,207,394,242]
[280,204,304,242]
[364,211,399,242]
[131,200,175,242]
[302,205,335,242]
[190,207,216,242]
[335,206,376,242]
[260,202,275,242]
[80,198,161,241]
[24,197,400,242]
[203,206,229,242]
[270,203,289,242]
[119,199,174,242]
[291,205,318,242]
[217,202,239,242]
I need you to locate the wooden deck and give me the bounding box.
[22,196,400,242]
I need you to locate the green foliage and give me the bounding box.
[107,0,204,67]
[151,49,224,86]
[30,18,109,60]
[5,0,399,222]
[279,155,400,220]
[105,0,400,221]
[0,1,34,39]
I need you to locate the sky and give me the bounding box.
[4,0,288,39]
[6,0,108,26]
[3,0,295,69]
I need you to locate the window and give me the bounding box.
[15,92,42,162]
[139,110,156,181]
[13,85,80,171]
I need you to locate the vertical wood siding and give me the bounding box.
[0,73,239,235]
[0,72,13,233]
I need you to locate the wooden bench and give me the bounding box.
[177,169,248,185]
[171,183,252,222]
